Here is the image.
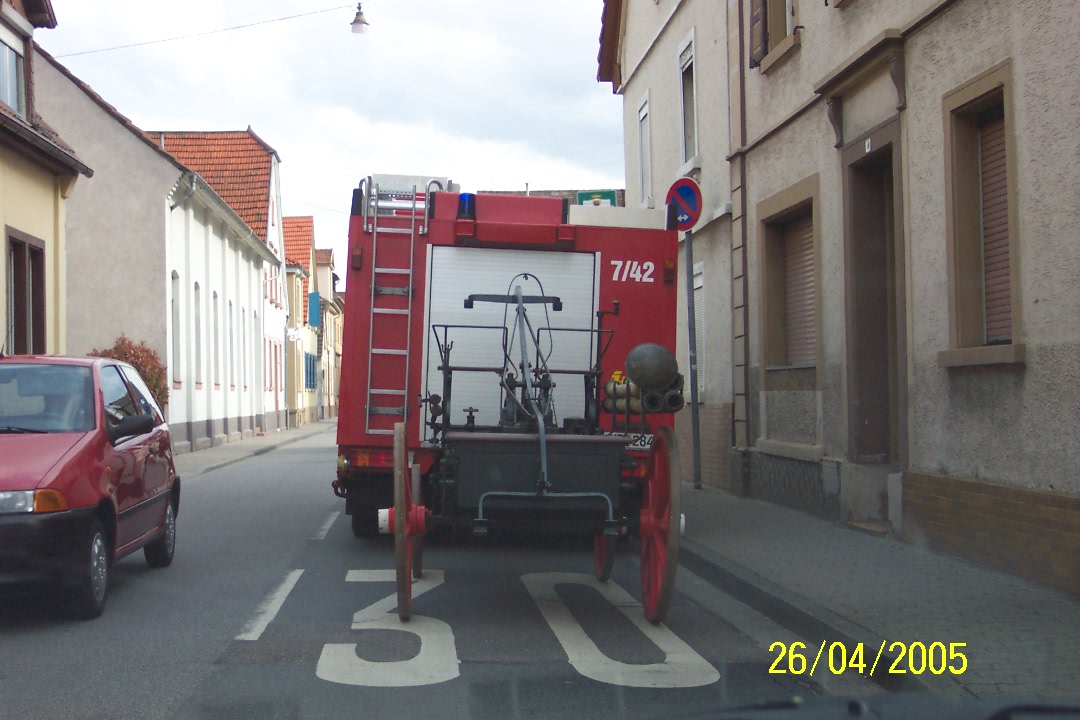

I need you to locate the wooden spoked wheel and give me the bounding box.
[393,422,413,621]
[593,534,616,583]
[639,426,681,624]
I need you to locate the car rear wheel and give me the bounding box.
[145,501,176,568]
[71,519,110,620]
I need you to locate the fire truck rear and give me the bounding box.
[332,173,686,623]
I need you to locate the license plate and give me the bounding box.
[604,432,653,449]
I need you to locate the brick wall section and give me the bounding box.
[903,472,1080,595]
[675,403,732,489]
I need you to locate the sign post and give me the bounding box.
[666,178,704,490]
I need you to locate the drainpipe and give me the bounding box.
[730,0,752,489]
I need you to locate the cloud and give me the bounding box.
[41,0,626,288]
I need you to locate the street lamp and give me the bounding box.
[350,3,369,33]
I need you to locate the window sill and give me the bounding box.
[677,155,701,181]
[766,361,816,372]
[831,0,858,6]
[937,343,1026,368]
[757,438,823,463]
[760,33,800,75]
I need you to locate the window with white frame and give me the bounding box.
[0,23,26,118]
[171,272,181,384]
[679,36,697,163]
[637,98,652,205]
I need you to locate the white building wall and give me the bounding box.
[262,159,288,431]
[612,0,735,487]
[166,183,276,452]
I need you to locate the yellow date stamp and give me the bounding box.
[768,641,968,677]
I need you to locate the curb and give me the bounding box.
[180,424,335,477]
[677,537,967,695]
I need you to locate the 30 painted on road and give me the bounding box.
[315,570,719,689]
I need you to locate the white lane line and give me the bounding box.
[235,569,304,641]
[312,511,340,540]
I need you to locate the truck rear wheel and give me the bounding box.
[350,505,379,538]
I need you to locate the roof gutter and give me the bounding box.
[0,112,92,178]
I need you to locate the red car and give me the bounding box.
[0,355,179,618]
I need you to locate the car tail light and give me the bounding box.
[33,489,69,513]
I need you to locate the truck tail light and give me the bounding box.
[663,258,676,284]
[353,449,394,468]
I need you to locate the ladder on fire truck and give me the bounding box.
[359,176,444,435]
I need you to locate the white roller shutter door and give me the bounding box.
[423,246,598,431]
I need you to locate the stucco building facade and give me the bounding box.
[600,0,1080,593]
[283,215,319,427]
[599,0,735,489]
[156,130,289,441]
[1,0,90,356]
[34,60,282,453]
[313,248,342,420]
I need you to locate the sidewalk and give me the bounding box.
[172,419,337,479]
[678,483,1080,699]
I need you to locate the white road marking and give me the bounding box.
[317,569,460,687]
[522,572,720,688]
[312,511,340,540]
[235,569,304,641]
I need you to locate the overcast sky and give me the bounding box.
[40,1,626,286]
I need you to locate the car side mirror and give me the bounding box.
[108,413,155,444]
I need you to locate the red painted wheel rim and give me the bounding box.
[639,426,679,624]
[641,432,670,617]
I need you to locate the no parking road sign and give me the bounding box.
[666,177,702,232]
[666,176,704,491]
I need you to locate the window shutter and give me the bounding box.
[749,0,768,68]
[783,214,815,365]
[979,107,1011,343]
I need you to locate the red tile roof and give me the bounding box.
[314,248,334,266]
[150,128,279,243]
[283,216,314,321]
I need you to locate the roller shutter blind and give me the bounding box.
[783,214,815,365]
[424,246,597,429]
[749,0,768,68]
[979,106,1011,344]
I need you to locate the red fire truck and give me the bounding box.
[333,174,686,623]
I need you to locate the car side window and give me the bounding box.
[121,366,162,422]
[100,366,140,428]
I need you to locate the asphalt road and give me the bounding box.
[0,431,877,720]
